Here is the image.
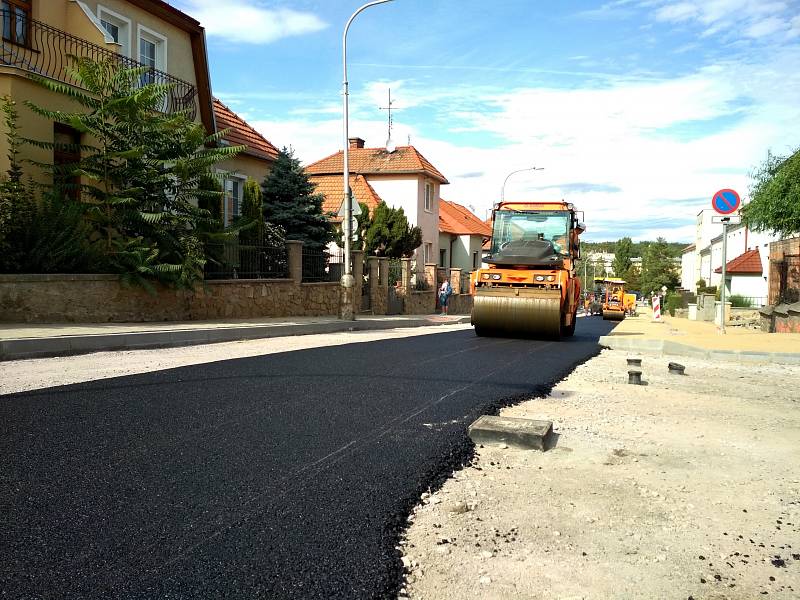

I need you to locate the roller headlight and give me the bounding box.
[535,275,545,281]
[547,275,556,282]
[491,274,501,280]
[482,273,491,280]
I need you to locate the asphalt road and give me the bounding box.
[1,317,615,599]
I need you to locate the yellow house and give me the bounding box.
[0,0,215,182]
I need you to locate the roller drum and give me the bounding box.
[472,287,562,338]
[602,309,626,321]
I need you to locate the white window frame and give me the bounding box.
[219,172,246,227]
[137,23,168,72]
[424,182,433,212]
[97,5,132,58]
[424,242,433,264]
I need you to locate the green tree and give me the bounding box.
[741,148,800,237]
[612,237,633,276]
[624,264,641,293]
[364,201,422,258]
[262,147,333,252]
[22,57,243,288]
[639,237,679,295]
[333,201,371,251]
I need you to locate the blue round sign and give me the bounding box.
[712,189,740,215]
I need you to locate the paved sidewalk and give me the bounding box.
[0,314,470,360]
[598,307,800,363]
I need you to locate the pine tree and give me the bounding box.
[364,202,422,258]
[262,148,333,252]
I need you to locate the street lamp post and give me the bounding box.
[500,166,544,202]
[341,0,394,321]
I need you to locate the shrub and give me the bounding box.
[728,294,753,308]
[666,293,681,317]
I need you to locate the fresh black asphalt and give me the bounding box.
[1,317,615,599]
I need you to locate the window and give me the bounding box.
[472,251,478,270]
[424,182,432,212]
[424,242,433,264]
[53,123,81,200]
[221,174,244,227]
[98,5,131,57]
[137,24,167,85]
[2,0,30,46]
[440,249,446,267]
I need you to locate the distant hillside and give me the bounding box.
[582,241,689,258]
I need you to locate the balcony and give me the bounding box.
[0,10,197,119]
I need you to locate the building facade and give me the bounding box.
[306,138,448,266]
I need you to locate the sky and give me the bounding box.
[171,0,800,242]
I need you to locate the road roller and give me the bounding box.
[471,201,585,338]
[601,278,627,321]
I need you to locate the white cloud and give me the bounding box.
[243,48,800,243]
[649,0,794,39]
[177,1,327,44]
[654,2,698,22]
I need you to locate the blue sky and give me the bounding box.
[172,0,800,242]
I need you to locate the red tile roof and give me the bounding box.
[306,145,448,184]
[482,216,494,249]
[213,98,279,162]
[310,174,383,222]
[439,199,492,237]
[714,248,763,274]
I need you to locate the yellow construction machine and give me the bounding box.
[471,201,585,338]
[601,278,626,321]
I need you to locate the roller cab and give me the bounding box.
[601,278,626,321]
[472,201,584,339]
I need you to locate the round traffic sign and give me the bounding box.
[712,189,740,215]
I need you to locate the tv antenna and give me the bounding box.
[379,88,402,152]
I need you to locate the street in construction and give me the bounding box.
[0,319,614,599]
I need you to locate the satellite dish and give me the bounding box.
[385,136,396,153]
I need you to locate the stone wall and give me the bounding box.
[405,290,435,315]
[0,274,340,323]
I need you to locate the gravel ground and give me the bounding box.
[400,350,800,599]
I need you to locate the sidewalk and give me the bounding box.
[0,314,470,360]
[598,307,800,363]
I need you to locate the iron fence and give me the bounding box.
[388,259,403,287]
[302,248,344,283]
[204,242,288,280]
[1,10,197,118]
[727,295,767,308]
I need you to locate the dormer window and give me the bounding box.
[2,0,30,46]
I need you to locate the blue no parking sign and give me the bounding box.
[712,189,740,215]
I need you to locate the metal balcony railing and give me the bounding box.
[0,10,197,119]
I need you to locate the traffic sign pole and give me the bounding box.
[711,188,740,334]
[720,219,728,334]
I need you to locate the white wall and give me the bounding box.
[728,274,768,301]
[367,174,441,266]
[681,250,696,291]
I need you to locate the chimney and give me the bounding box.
[348,137,365,149]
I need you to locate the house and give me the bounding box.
[0,0,214,182]
[212,98,279,226]
[713,248,766,303]
[306,137,449,265]
[438,199,491,272]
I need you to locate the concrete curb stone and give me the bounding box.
[598,335,800,365]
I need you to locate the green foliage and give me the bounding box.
[728,294,753,308]
[612,237,633,276]
[364,201,422,258]
[333,201,372,250]
[239,177,264,246]
[582,240,685,258]
[666,293,681,317]
[22,57,243,287]
[742,149,800,237]
[639,237,680,295]
[624,264,641,292]
[262,147,333,252]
